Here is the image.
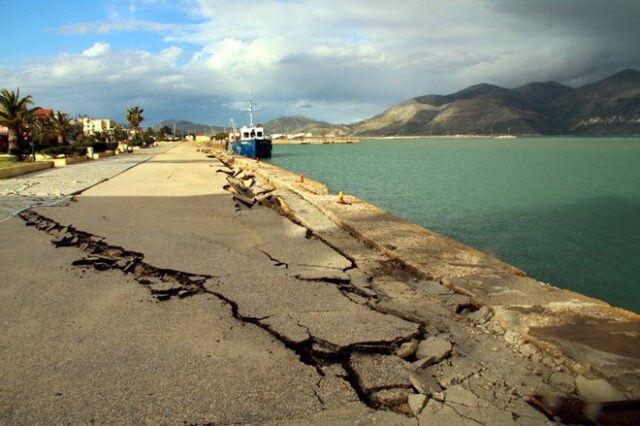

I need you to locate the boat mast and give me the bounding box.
[248,99,254,127]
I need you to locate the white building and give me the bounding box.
[81,117,117,135]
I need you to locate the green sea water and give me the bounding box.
[267,137,640,313]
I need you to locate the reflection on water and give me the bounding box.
[268,137,640,313]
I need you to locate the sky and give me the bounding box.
[1,0,639,126]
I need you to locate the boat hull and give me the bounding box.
[230,138,272,159]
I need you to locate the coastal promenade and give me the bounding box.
[0,146,169,222]
[1,142,637,424]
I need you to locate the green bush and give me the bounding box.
[9,147,28,161]
[70,145,87,156]
[91,142,107,153]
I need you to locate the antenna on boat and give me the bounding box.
[244,87,258,127]
[249,99,255,127]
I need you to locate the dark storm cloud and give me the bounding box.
[485,0,640,85]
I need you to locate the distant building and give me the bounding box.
[287,132,313,139]
[81,117,117,135]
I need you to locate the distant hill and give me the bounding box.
[264,115,351,136]
[549,69,640,134]
[513,81,574,107]
[350,83,544,136]
[154,119,224,135]
[349,69,640,136]
[156,69,640,137]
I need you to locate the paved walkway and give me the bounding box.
[6,142,619,424]
[0,143,418,424]
[0,145,171,223]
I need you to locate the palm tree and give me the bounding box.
[44,111,73,145]
[0,88,38,151]
[125,106,144,139]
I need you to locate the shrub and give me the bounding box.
[91,142,107,153]
[9,147,28,161]
[70,145,87,156]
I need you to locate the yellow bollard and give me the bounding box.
[298,175,305,183]
[338,191,346,204]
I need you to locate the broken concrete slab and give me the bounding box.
[409,371,442,396]
[415,336,453,365]
[370,388,411,408]
[415,280,452,296]
[575,375,625,402]
[408,393,426,415]
[259,315,311,345]
[445,385,479,407]
[396,339,418,359]
[418,400,479,425]
[206,270,420,353]
[317,374,361,409]
[467,305,493,325]
[349,353,412,393]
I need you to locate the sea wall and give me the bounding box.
[218,150,640,399]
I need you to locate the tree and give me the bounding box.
[44,111,73,145]
[125,106,144,139]
[0,88,39,152]
[113,126,128,142]
[159,125,173,138]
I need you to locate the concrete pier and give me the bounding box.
[1,142,638,424]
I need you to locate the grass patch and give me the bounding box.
[0,158,20,170]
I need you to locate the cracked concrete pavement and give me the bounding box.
[1,143,421,424]
[3,142,637,424]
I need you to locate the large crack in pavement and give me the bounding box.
[19,209,424,415]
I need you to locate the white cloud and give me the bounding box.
[60,20,185,35]
[82,42,111,57]
[3,0,640,125]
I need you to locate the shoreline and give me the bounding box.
[213,146,640,401]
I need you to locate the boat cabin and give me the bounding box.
[238,125,266,141]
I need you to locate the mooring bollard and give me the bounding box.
[298,175,305,183]
[338,191,346,204]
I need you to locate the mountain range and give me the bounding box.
[158,69,640,136]
[153,119,224,135]
[346,69,640,136]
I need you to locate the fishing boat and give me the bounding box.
[228,100,272,158]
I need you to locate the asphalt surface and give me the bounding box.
[0,143,416,425]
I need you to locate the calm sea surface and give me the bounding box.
[268,137,640,313]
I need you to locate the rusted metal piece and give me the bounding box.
[528,394,640,426]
